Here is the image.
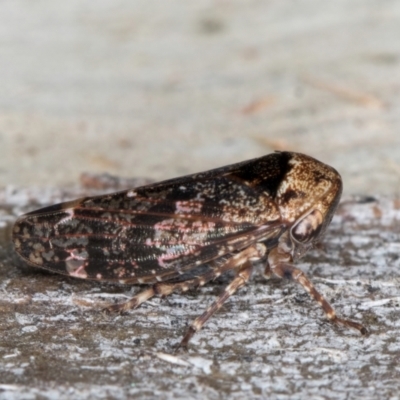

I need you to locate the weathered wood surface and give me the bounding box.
[1,185,400,399]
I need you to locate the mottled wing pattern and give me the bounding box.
[13,153,292,284]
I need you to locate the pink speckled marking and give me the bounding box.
[157,246,196,268]
[65,249,88,278]
[67,264,88,279]
[175,200,203,214]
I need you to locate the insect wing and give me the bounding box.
[13,154,289,283]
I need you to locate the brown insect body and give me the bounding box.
[12,152,367,348]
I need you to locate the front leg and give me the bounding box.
[268,247,368,335]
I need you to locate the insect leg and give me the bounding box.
[106,243,266,315]
[176,244,266,349]
[263,260,272,280]
[105,270,219,314]
[105,258,248,314]
[269,256,367,334]
[178,260,254,349]
[106,287,156,313]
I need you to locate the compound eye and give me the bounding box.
[291,209,323,243]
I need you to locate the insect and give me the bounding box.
[12,151,367,348]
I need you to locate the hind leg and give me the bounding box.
[106,244,265,314]
[106,269,221,313]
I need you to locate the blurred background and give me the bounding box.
[1,0,399,195]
